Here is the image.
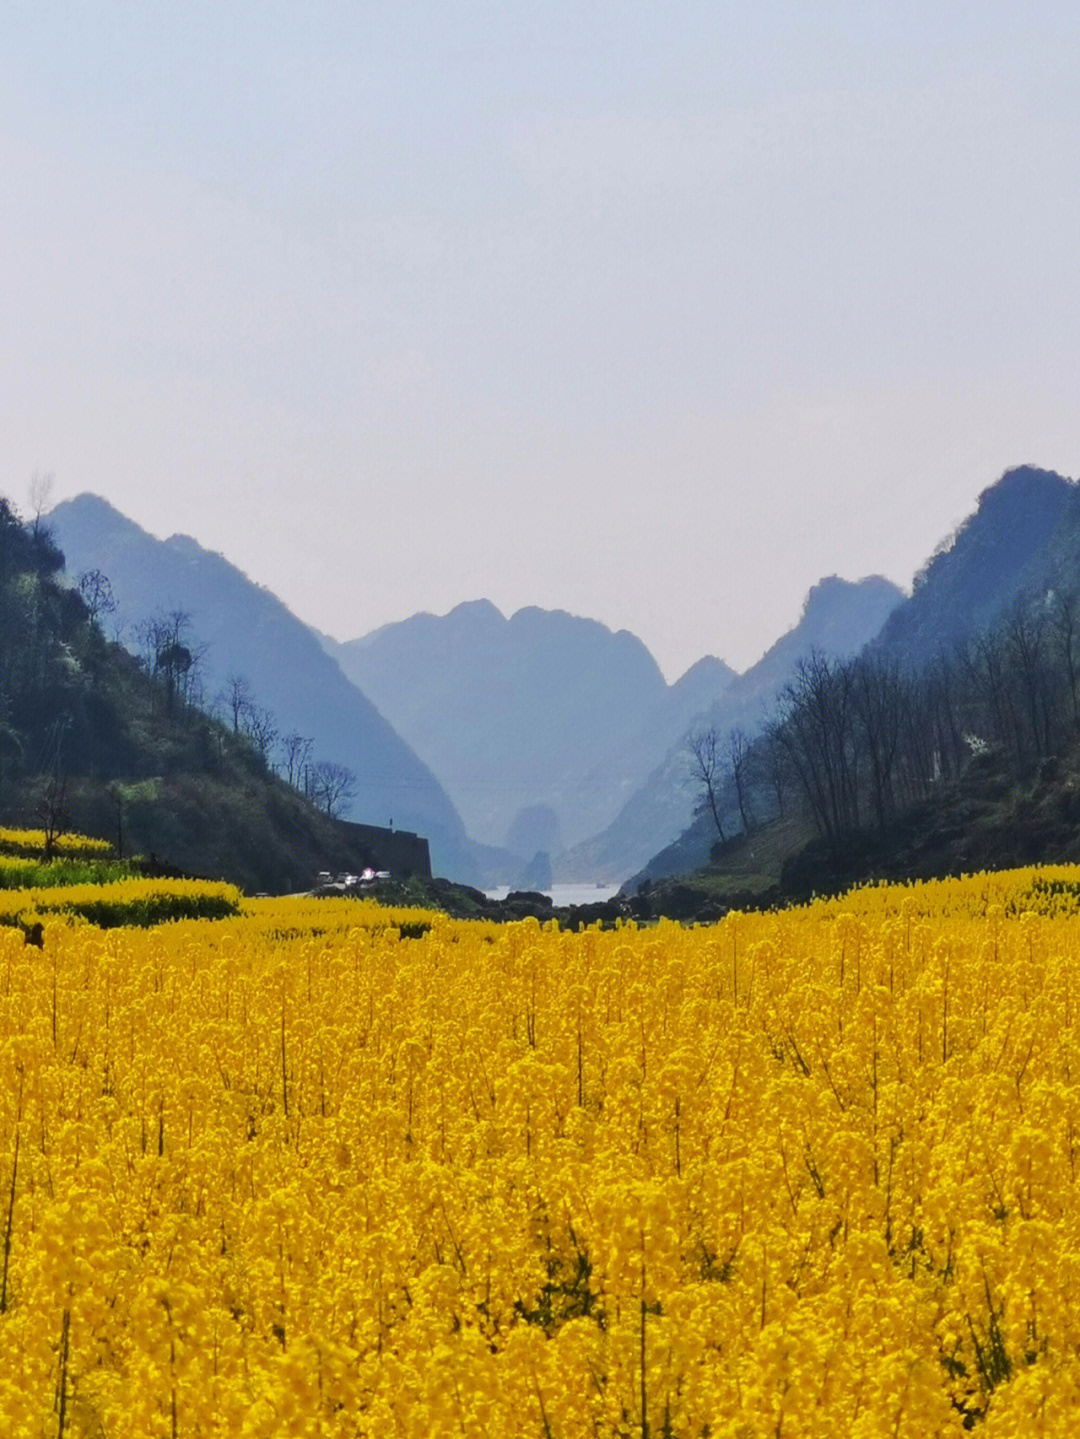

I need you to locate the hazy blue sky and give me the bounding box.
[3,3,1080,678]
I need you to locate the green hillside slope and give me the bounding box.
[0,496,429,893]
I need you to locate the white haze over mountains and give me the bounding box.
[5,5,1080,679]
[324,600,739,851]
[50,490,901,884]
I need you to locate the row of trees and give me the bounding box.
[687,581,1080,854]
[133,616,358,818]
[217,671,357,817]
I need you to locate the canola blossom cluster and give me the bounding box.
[0,828,240,926]
[4,869,1080,1434]
[0,829,112,859]
[0,877,242,931]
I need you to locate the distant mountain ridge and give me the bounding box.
[322,601,738,855]
[630,464,1080,888]
[49,495,486,882]
[560,574,906,881]
[47,493,934,890]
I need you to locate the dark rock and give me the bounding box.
[504,890,553,908]
[566,900,622,930]
[514,850,553,892]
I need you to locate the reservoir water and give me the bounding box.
[485,883,622,907]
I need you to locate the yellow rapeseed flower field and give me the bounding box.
[4,871,1080,1434]
[0,877,241,931]
[0,829,112,859]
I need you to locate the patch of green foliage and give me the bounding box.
[1012,874,1080,915]
[4,885,242,931]
[0,858,136,890]
[51,890,241,928]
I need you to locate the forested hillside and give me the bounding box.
[49,494,493,882]
[561,574,904,881]
[633,465,1080,900]
[0,496,426,892]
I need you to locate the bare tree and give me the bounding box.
[726,727,754,834]
[894,666,939,805]
[310,759,357,818]
[134,615,171,711]
[38,780,68,857]
[159,610,198,715]
[1047,581,1080,733]
[219,674,254,736]
[280,731,314,788]
[961,630,1012,753]
[27,471,53,537]
[160,642,193,714]
[851,655,907,830]
[77,569,117,629]
[927,649,966,783]
[684,726,726,843]
[136,609,202,716]
[774,652,860,846]
[760,721,791,818]
[23,472,62,578]
[243,705,279,768]
[1002,595,1052,756]
[31,766,69,859]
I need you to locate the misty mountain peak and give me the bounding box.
[773,574,904,663]
[332,600,733,851]
[800,573,903,626]
[53,492,134,543]
[877,465,1076,661]
[446,598,505,624]
[975,465,1073,517]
